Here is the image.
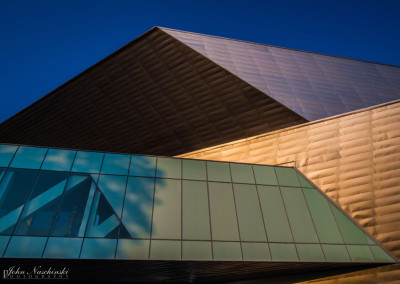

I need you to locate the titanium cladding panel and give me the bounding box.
[163,28,400,121]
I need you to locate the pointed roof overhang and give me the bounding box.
[162,27,400,121]
[0,27,306,156]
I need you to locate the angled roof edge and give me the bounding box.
[178,99,400,158]
[159,27,400,69]
[1,26,309,156]
[1,25,307,128]
[3,26,399,126]
[160,27,400,121]
[294,168,398,264]
[156,28,309,122]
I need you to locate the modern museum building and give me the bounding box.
[0,27,399,283]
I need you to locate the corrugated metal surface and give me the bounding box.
[302,264,400,284]
[163,27,400,121]
[0,27,306,156]
[179,100,400,282]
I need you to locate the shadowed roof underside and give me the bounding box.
[0,27,306,156]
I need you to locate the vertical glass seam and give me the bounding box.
[114,155,133,259]
[251,165,271,258]
[272,166,300,262]
[228,163,243,261]
[47,151,79,239]
[148,157,158,260]
[2,147,49,257]
[205,162,214,260]
[367,244,378,262]
[5,145,19,169]
[293,171,326,262]
[78,152,106,259]
[180,159,183,260]
[0,146,19,191]
[40,174,71,258]
[295,168,352,261]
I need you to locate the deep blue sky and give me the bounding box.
[1,0,399,123]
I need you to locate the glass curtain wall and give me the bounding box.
[0,144,394,263]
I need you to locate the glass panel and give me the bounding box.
[80,238,117,259]
[85,189,129,238]
[269,243,298,261]
[370,246,395,262]
[182,159,206,180]
[242,242,270,261]
[122,177,154,238]
[233,184,266,241]
[97,175,127,218]
[208,182,239,241]
[182,241,212,260]
[330,203,367,244]
[213,242,242,261]
[280,187,318,243]
[296,244,325,261]
[10,146,47,169]
[51,174,97,237]
[150,240,181,260]
[0,235,10,256]
[116,239,149,260]
[156,158,181,179]
[257,186,293,242]
[182,181,210,240]
[100,153,130,175]
[151,179,181,239]
[346,245,375,262]
[15,170,69,236]
[297,173,314,188]
[322,244,351,262]
[4,236,47,258]
[206,161,231,182]
[43,237,82,258]
[129,156,157,177]
[303,187,343,243]
[253,165,278,185]
[365,233,375,245]
[230,163,255,184]
[71,151,104,174]
[0,145,18,167]
[0,169,38,235]
[41,149,76,171]
[274,167,300,187]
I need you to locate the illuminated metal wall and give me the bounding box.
[179,100,400,282]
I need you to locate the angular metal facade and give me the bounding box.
[180,100,400,282]
[2,27,399,156]
[163,28,400,121]
[0,27,399,282]
[0,28,306,156]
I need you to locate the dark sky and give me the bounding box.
[1,0,399,123]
